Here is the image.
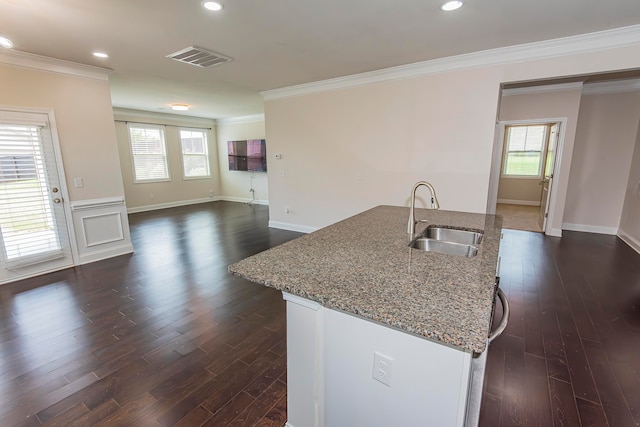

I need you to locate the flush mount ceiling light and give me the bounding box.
[441,0,463,11]
[171,104,190,111]
[0,36,14,49]
[202,1,223,11]
[93,51,109,58]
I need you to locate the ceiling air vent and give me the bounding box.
[166,46,231,68]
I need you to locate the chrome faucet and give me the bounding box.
[408,181,440,239]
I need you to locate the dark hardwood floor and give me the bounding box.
[0,201,639,426]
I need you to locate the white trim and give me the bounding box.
[269,220,318,234]
[77,242,134,265]
[81,213,125,247]
[0,49,110,81]
[70,196,125,211]
[497,199,541,206]
[219,196,269,205]
[261,25,640,100]
[547,227,563,238]
[283,292,322,310]
[582,79,640,95]
[618,230,640,255]
[562,223,618,235]
[217,114,265,125]
[126,197,221,214]
[502,82,584,97]
[113,107,215,128]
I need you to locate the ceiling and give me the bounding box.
[2,0,640,119]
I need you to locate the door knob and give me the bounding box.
[53,198,61,204]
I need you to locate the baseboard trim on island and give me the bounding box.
[269,221,318,234]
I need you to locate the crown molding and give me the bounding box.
[112,107,216,127]
[0,49,110,81]
[262,24,640,101]
[217,114,265,125]
[501,82,584,97]
[582,79,640,95]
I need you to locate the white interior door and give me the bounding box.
[0,109,74,283]
[538,123,559,231]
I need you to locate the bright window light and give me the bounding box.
[441,1,463,11]
[0,36,14,49]
[202,1,223,11]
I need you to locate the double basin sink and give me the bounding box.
[410,226,483,257]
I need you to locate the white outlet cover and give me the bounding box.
[372,351,393,386]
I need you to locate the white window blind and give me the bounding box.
[179,129,210,179]
[503,125,547,177]
[0,124,63,266]
[128,125,170,182]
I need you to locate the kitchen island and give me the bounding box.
[229,205,503,426]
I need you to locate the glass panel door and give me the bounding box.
[0,111,73,283]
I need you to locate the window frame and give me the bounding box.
[500,124,549,179]
[178,127,211,180]
[127,123,171,183]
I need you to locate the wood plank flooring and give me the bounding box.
[0,201,639,426]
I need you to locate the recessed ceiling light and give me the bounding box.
[93,51,109,58]
[0,36,14,49]
[441,1,463,11]
[171,104,190,111]
[202,1,223,11]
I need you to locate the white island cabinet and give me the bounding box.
[284,292,475,427]
[228,206,503,427]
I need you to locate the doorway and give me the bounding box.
[0,109,76,284]
[488,119,565,234]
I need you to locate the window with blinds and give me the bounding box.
[128,124,170,182]
[179,128,210,179]
[502,125,548,178]
[0,124,63,266]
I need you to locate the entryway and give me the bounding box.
[490,120,563,234]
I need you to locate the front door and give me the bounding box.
[538,123,559,231]
[0,109,74,283]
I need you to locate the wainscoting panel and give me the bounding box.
[70,196,134,264]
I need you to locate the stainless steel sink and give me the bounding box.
[423,227,483,245]
[410,237,479,257]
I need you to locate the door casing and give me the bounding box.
[0,105,79,284]
[486,118,568,237]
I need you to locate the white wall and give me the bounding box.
[564,92,640,233]
[216,117,269,204]
[264,37,640,231]
[619,119,640,252]
[0,63,124,201]
[113,108,220,212]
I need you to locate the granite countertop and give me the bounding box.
[228,205,503,354]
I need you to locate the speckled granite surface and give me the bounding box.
[229,205,502,354]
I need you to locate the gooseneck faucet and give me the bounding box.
[407,181,440,239]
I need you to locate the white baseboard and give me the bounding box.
[78,243,134,265]
[618,229,640,255]
[562,223,618,235]
[127,197,222,213]
[218,196,269,206]
[546,227,563,237]
[269,220,318,234]
[497,199,541,206]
